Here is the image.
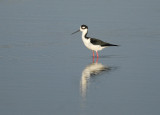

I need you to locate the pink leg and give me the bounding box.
[96,51,99,58]
[92,56,95,63]
[96,57,98,63]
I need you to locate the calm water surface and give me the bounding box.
[0,0,160,115]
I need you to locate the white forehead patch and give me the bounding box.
[82,26,86,29]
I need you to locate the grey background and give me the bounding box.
[0,0,160,115]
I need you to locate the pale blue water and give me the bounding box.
[0,0,160,115]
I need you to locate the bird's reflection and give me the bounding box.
[80,62,111,99]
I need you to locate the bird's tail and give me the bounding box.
[102,43,119,46]
[109,44,119,46]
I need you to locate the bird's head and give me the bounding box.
[71,24,88,35]
[80,25,88,32]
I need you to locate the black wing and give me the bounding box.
[90,38,118,46]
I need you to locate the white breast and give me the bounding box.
[82,37,105,51]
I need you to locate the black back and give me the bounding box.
[90,38,118,46]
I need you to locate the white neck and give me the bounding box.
[81,29,88,39]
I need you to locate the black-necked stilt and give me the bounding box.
[72,25,118,58]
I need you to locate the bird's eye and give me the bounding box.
[81,25,88,29]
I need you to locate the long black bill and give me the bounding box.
[71,30,80,35]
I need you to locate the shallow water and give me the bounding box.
[0,0,160,115]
